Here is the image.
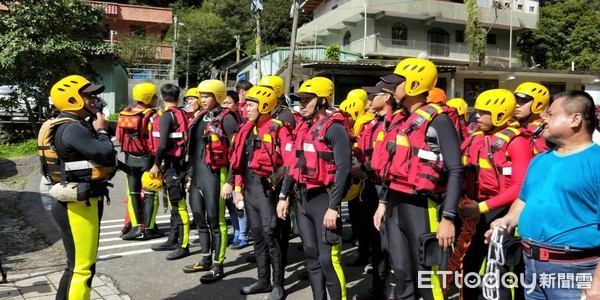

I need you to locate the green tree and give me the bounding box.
[118,34,162,66]
[517,0,600,71]
[0,0,116,132]
[325,44,341,61]
[464,0,486,66]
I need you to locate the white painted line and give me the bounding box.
[98,248,156,260]
[100,214,173,224]
[98,238,168,251]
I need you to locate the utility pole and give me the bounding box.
[235,35,241,62]
[172,15,178,81]
[286,0,300,94]
[251,0,263,82]
[508,0,513,68]
[186,34,191,90]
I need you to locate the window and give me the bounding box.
[529,6,535,12]
[541,82,566,97]
[129,25,145,37]
[427,27,450,57]
[486,33,496,45]
[392,23,408,45]
[343,31,351,46]
[518,4,523,10]
[504,2,510,8]
[455,30,464,43]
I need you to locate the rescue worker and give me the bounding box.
[147,84,190,260]
[257,75,297,266]
[220,89,249,250]
[278,77,351,300]
[183,80,241,283]
[117,83,162,240]
[229,86,292,300]
[426,87,447,104]
[184,87,201,122]
[457,89,533,299]
[347,82,403,300]
[40,75,116,299]
[235,80,253,119]
[446,97,470,142]
[513,82,551,154]
[371,58,463,300]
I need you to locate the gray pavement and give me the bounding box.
[1,152,374,299]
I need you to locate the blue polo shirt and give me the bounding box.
[518,143,600,249]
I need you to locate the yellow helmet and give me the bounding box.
[246,86,278,114]
[387,58,438,96]
[141,171,163,192]
[339,98,365,121]
[447,98,469,122]
[198,80,227,104]
[293,77,334,104]
[185,87,200,99]
[258,75,285,98]
[427,87,447,104]
[50,75,91,112]
[474,89,516,127]
[514,82,550,114]
[132,82,157,105]
[344,89,368,105]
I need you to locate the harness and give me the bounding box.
[190,107,242,169]
[148,106,188,157]
[38,118,114,184]
[462,126,525,200]
[291,113,351,188]
[380,103,460,195]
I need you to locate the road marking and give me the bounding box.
[98,248,155,260]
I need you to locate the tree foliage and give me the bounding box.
[0,0,116,131]
[325,44,341,61]
[464,0,486,66]
[171,0,307,85]
[517,0,600,71]
[118,34,162,66]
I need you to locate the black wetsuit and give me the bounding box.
[384,113,463,300]
[188,107,239,265]
[281,122,352,300]
[154,109,188,250]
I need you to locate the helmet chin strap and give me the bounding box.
[396,94,408,110]
[83,107,96,119]
[303,98,326,122]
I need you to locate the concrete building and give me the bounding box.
[234,0,599,105]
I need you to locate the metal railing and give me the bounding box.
[126,64,172,81]
[343,36,518,65]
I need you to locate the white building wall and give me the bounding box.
[313,0,351,19]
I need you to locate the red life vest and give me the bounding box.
[526,119,548,155]
[467,122,480,136]
[189,107,242,170]
[369,109,408,178]
[290,113,351,188]
[355,116,381,163]
[461,126,529,200]
[378,103,461,194]
[116,105,155,155]
[457,118,470,143]
[230,119,286,178]
[147,106,188,157]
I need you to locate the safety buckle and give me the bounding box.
[538,248,550,262]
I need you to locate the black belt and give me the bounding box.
[521,240,600,262]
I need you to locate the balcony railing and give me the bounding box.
[126,64,171,80]
[343,36,519,66]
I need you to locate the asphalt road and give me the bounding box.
[39,151,376,300]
